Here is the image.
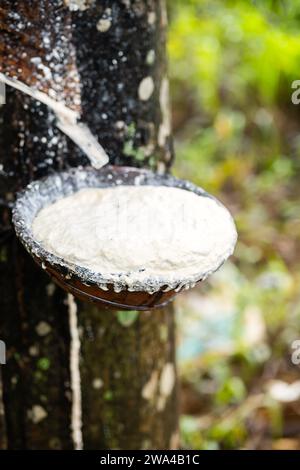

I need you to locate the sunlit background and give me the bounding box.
[168,0,300,450]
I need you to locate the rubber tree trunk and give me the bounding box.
[0,0,178,450]
[0,369,7,449]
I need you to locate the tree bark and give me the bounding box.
[0,0,178,449]
[0,368,7,449]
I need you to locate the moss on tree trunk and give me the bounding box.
[0,0,177,449]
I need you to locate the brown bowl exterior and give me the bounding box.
[35,256,181,311]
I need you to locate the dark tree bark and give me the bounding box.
[0,369,7,449]
[0,0,178,449]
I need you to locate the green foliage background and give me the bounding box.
[168,0,300,450]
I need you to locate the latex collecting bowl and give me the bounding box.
[12,165,237,311]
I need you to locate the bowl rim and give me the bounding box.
[12,165,237,294]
